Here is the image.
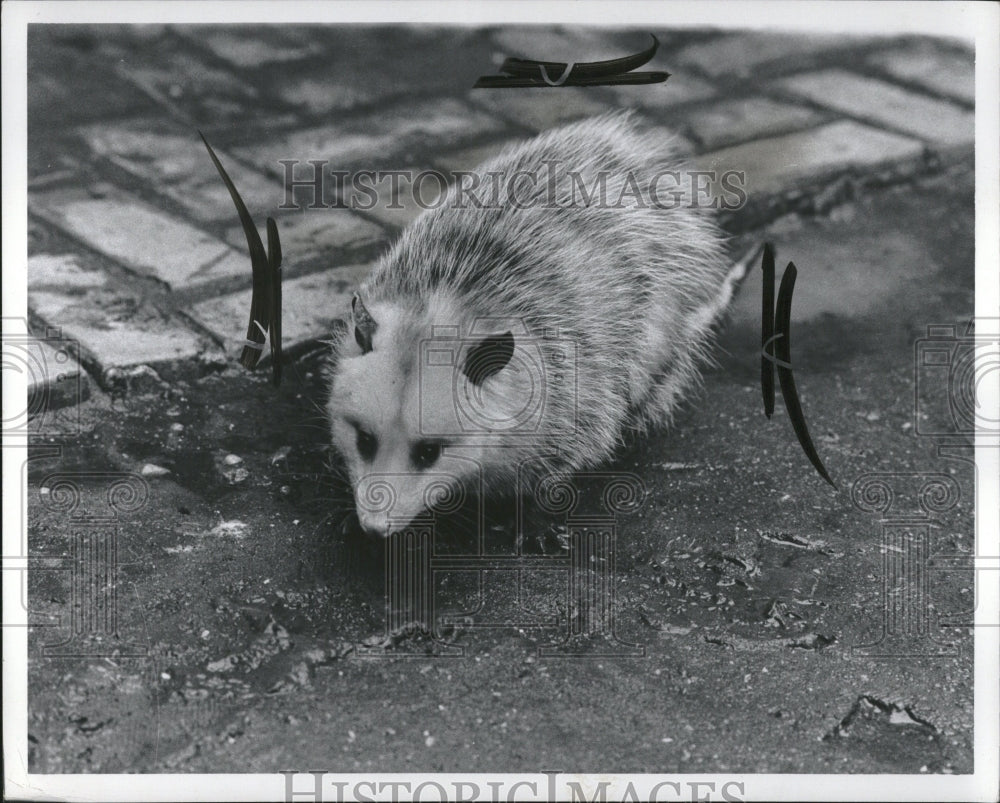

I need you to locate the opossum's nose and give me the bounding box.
[356,511,390,538]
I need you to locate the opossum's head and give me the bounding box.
[327,291,525,537]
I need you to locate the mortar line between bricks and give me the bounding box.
[25,305,112,388]
[456,96,542,139]
[769,68,977,116]
[171,308,232,352]
[28,208,174,295]
[827,66,976,111]
[192,86,521,152]
[670,39,971,97]
[115,69,198,130]
[759,88,964,157]
[716,158,942,235]
[287,88,520,135]
[686,116,838,156]
[27,207,242,352]
[165,28,308,91]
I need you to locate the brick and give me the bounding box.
[27,28,159,127]
[189,264,373,355]
[675,32,850,78]
[868,44,974,104]
[118,48,263,124]
[271,27,496,114]
[469,86,614,132]
[699,121,923,199]
[777,70,974,147]
[236,98,508,172]
[684,96,824,150]
[182,27,321,68]
[280,76,382,115]
[81,122,283,224]
[32,188,252,290]
[223,208,386,267]
[27,254,215,373]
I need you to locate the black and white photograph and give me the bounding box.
[3,1,998,800]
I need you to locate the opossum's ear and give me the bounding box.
[352,293,377,354]
[463,330,514,385]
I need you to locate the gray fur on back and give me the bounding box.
[349,111,729,477]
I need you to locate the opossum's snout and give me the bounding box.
[353,476,401,538]
[355,507,391,538]
[353,472,458,538]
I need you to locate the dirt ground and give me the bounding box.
[24,161,976,775]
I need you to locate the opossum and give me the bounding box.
[327,112,749,537]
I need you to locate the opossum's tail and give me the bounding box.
[707,241,766,323]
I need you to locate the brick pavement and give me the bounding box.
[23,24,973,410]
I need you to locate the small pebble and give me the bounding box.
[210,520,248,538]
[228,467,250,484]
[141,463,171,478]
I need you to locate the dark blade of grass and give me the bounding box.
[761,242,776,418]
[267,217,283,387]
[474,72,668,88]
[775,262,838,490]
[199,131,271,370]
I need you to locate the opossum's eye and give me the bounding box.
[352,293,377,355]
[348,420,378,461]
[411,440,442,471]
